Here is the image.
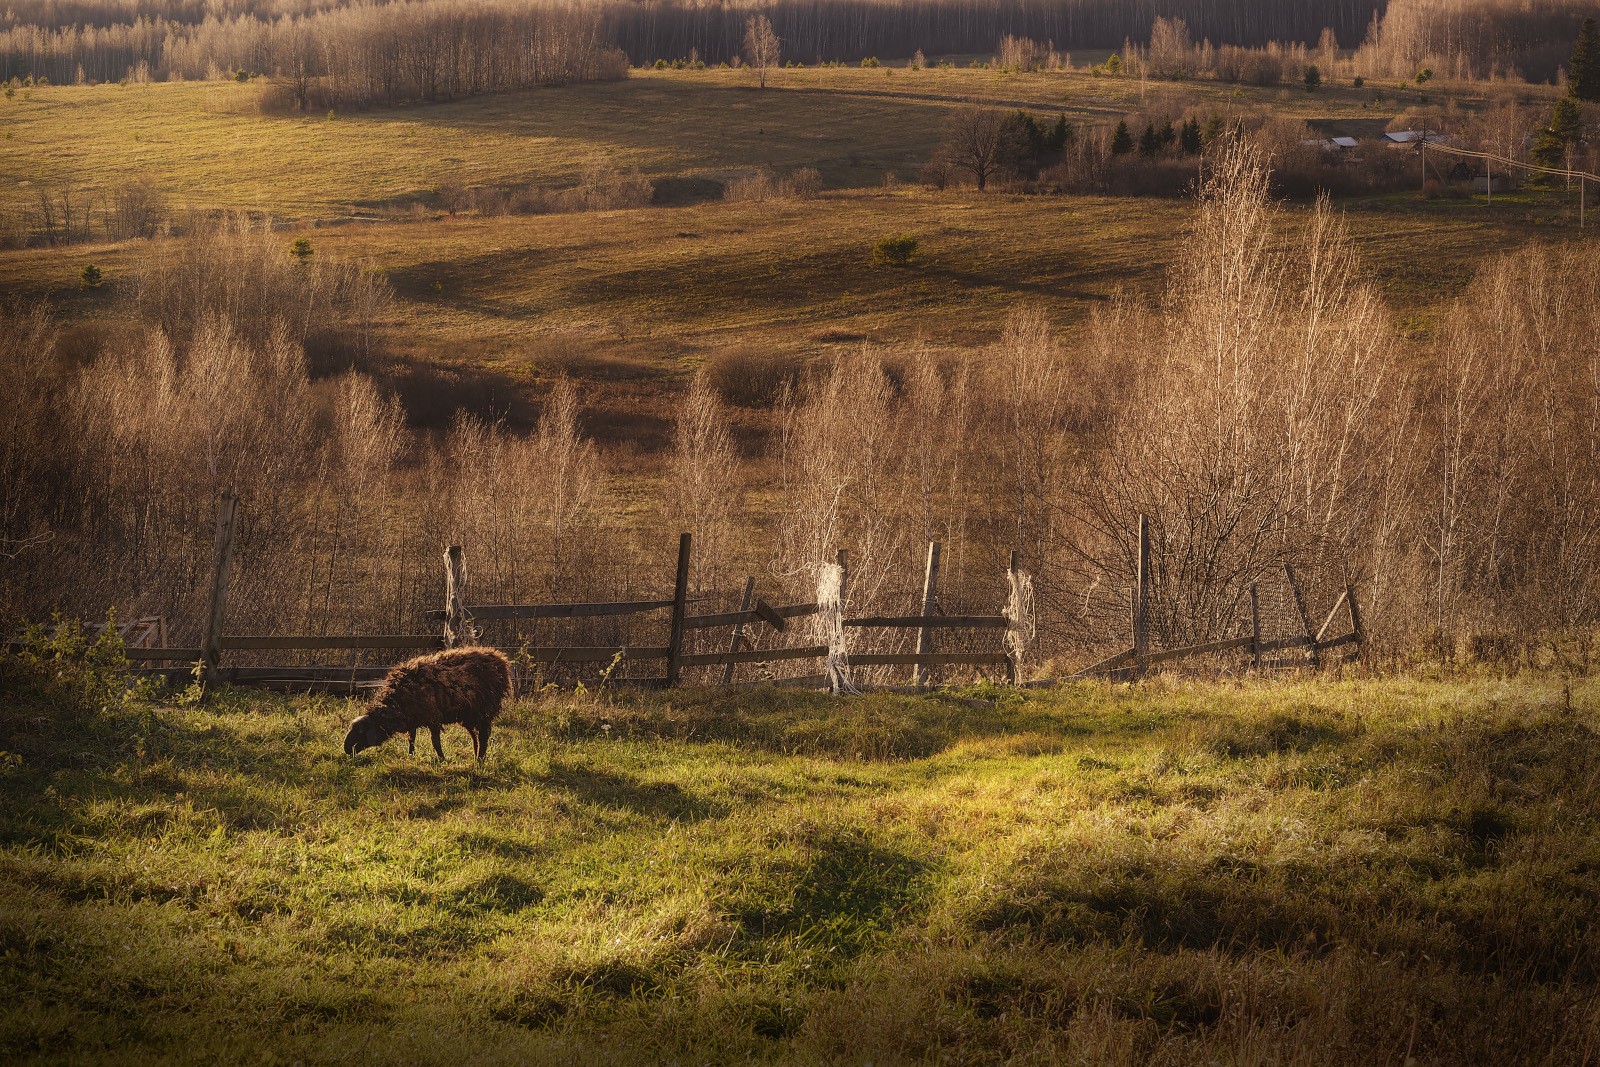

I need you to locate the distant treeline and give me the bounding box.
[1,0,1595,94]
[4,0,1384,90]
[0,1,628,107]
[595,0,1385,65]
[1359,0,1599,81]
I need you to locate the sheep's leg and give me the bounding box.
[477,721,492,763]
[408,730,416,756]
[430,726,445,761]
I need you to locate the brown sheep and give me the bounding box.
[343,647,512,763]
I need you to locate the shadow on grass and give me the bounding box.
[734,828,932,962]
[528,684,1174,762]
[541,759,725,822]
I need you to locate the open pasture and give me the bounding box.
[3,666,1598,1064]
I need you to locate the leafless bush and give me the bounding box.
[1056,141,1405,646]
[568,162,655,212]
[107,180,168,241]
[997,34,1056,71]
[703,347,801,408]
[670,370,738,590]
[725,167,780,203]
[789,167,823,199]
[132,216,391,350]
[725,165,823,204]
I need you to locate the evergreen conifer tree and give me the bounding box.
[1571,17,1600,102]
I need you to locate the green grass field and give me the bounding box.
[3,647,1598,1064]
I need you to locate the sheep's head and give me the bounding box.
[343,713,388,756]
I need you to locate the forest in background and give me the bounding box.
[2,0,1597,92]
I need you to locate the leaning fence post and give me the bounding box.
[1249,582,1263,670]
[722,576,757,686]
[1132,514,1151,678]
[665,532,691,686]
[1285,563,1318,668]
[199,488,238,694]
[1345,581,1365,655]
[913,540,942,687]
[442,545,471,649]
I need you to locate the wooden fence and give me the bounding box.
[1047,515,1365,684]
[86,494,1361,695]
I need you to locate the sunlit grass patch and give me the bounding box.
[1,661,1596,1063]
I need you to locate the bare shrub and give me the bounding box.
[567,161,655,212]
[997,34,1051,71]
[1068,141,1404,645]
[776,349,906,605]
[725,167,780,203]
[703,347,801,408]
[0,302,60,572]
[670,370,738,590]
[1425,243,1600,636]
[788,167,823,199]
[726,166,823,203]
[107,180,168,241]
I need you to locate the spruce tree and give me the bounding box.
[1139,122,1160,155]
[1532,97,1583,168]
[1571,17,1600,102]
[1049,113,1070,152]
[1180,117,1202,154]
[1110,120,1133,154]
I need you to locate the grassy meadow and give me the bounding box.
[2,66,1587,440]
[2,653,1598,1064]
[2,66,1505,218]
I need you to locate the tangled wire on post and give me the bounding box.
[1006,567,1035,677]
[816,561,858,695]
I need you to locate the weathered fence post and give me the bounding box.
[1005,549,1025,685]
[1249,582,1263,670]
[1132,514,1151,679]
[665,532,691,686]
[1284,563,1318,668]
[722,576,757,686]
[913,541,942,687]
[199,488,238,694]
[442,545,470,649]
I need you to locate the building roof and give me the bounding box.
[1384,130,1458,145]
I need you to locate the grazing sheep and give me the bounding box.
[343,647,512,763]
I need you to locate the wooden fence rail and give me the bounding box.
[99,498,1360,696]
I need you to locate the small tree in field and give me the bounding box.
[936,106,1028,191]
[872,233,919,266]
[1304,64,1321,91]
[79,264,102,289]
[1110,120,1134,154]
[290,237,314,262]
[744,15,780,88]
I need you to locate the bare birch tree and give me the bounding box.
[743,14,780,89]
